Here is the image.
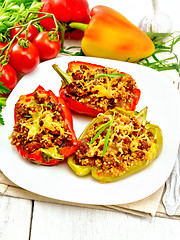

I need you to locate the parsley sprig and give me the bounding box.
[0,81,10,125]
[0,0,43,34]
[90,112,115,157]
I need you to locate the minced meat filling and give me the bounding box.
[66,64,137,112]
[74,112,156,177]
[10,89,73,155]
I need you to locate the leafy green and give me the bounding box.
[0,97,7,106]
[0,0,43,34]
[138,31,180,76]
[0,81,10,94]
[0,81,10,125]
[0,111,5,125]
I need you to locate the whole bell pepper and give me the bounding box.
[69,5,155,62]
[10,85,78,166]
[52,61,141,117]
[39,0,90,40]
[68,107,163,183]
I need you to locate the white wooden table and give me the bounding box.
[0,0,180,239]
[0,196,180,240]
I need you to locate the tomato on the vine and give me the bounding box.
[0,42,9,55]
[10,23,38,42]
[0,63,17,91]
[33,31,61,61]
[9,41,40,74]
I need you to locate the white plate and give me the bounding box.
[0,56,180,205]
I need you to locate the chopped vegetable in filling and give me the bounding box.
[66,64,138,112]
[10,89,73,158]
[74,111,156,177]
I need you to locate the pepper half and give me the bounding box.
[67,107,163,182]
[10,85,78,166]
[69,5,155,62]
[53,61,141,117]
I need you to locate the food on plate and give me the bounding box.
[69,5,155,62]
[53,61,141,117]
[68,107,163,183]
[9,85,78,166]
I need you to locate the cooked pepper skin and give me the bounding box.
[67,107,163,182]
[58,61,141,117]
[59,88,102,117]
[70,5,155,62]
[14,85,78,166]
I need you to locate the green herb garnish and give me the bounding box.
[93,73,126,79]
[90,112,115,156]
[32,102,52,108]
[138,31,180,75]
[0,81,10,125]
[31,103,52,129]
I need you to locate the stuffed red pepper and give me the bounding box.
[10,85,78,166]
[53,61,141,117]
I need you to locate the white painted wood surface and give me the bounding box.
[0,196,180,240]
[0,196,32,240]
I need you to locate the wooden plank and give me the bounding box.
[0,196,33,240]
[31,201,180,240]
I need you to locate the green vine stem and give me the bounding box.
[0,11,66,65]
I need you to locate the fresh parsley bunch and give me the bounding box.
[0,80,10,125]
[0,0,43,34]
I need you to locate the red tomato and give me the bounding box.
[0,63,17,91]
[0,42,9,55]
[10,23,38,42]
[33,31,61,61]
[9,42,40,74]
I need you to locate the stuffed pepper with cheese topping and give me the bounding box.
[10,85,78,166]
[68,107,163,182]
[53,61,141,117]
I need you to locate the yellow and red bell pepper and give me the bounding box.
[69,5,155,62]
